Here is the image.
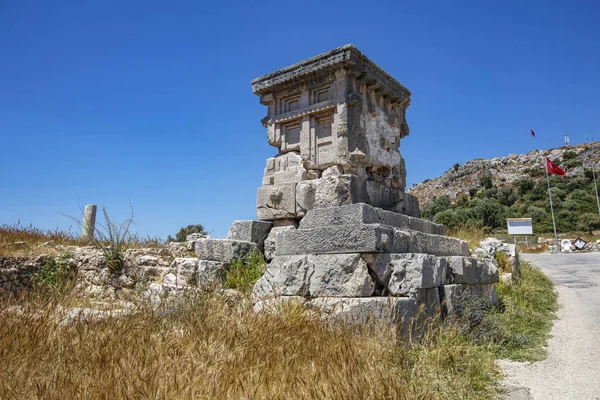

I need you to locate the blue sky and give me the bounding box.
[1,0,599,238]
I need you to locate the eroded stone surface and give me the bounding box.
[194,238,258,263]
[226,220,273,251]
[446,257,500,285]
[253,253,374,298]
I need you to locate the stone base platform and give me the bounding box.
[254,296,420,328]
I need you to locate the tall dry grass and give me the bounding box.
[0,291,500,399]
[446,225,485,250]
[0,223,165,258]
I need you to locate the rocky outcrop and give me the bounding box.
[409,142,600,206]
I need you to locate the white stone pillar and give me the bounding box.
[81,204,97,241]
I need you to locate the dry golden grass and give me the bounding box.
[446,225,486,250]
[0,223,165,258]
[0,291,500,399]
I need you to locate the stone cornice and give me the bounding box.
[251,44,411,101]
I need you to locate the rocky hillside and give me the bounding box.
[409,142,600,207]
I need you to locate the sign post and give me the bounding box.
[507,218,533,248]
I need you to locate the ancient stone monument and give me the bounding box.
[252,44,419,223]
[187,45,498,326]
[248,45,499,324]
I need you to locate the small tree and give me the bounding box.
[167,224,207,242]
[479,175,493,189]
[577,213,600,235]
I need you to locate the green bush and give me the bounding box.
[562,150,577,161]
[497,187,517,206]
[516,179,535,196]
[224,252,266,291]
[434,209,459,229]
[167,224,207,243]
[479,175,493,189]
[32,254,76,290]
[577,213,600,234]
[422,196,452,219]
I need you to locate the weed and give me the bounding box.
[31,253,77,292]
[224,251,266,291]
[494,251,512,273]
[447,225,485,250]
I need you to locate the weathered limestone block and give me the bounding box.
[263,226,296,261]
[299,203,443,235]
[262,152,308,185]
[442,284,499,314]
[446,257,499,285]
[197,260,229,284]
[275,224,408,255]
[194,238,258,263]
[256,183,296,220]
[370,253,446,296]
[253,253,374,298]
[308,297,419,327]
[415,288,442,316]
[170,257,198,286]
[253,296,419,331]
[405,230,470,257]
[226,220,273,251]
[276,225,467,257]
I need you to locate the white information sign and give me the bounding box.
[507,218,533,235]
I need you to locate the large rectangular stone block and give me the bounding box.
[442,283,499,314]
[275,224,409,255]
[256,183,297,220]
[299,203,444,235]
[194,238,258,263]
[446,257,499,285]
[277,224,466,257]
[308,297,419,329]
[226,220,273,251]
[253,296,420,331]
[405,230,470,257]
[252,253,374,298]
[369,253,447,296]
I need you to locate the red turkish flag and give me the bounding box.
[546,157,566,176]
[531,129,536,137]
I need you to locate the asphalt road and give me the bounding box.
[499,252,600,400]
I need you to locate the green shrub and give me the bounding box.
[577,213,600,234]
[562,150,577,161]
[494,251,512,274]
[167,224,207,243]
[422,196,452,219]
[224,252,266,291]
[497,187,517,206]
[516,179,535,196]
[32,254,76,290]
[480,175,493,189]
[434,209,459,229]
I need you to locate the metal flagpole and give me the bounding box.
[545,159,560,253]
[592,163,600,215]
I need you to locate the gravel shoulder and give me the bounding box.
[499,253,600,400]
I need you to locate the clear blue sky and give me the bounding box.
[1,0,599,239]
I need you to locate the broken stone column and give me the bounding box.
[250,45,500,327]
[81,204,97,241]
